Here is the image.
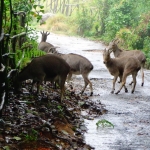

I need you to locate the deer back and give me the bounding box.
[38,31,56,53]
[108,39,146,63]
[61,53,93,74]
[14,54,70,90]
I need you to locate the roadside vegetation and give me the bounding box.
[39,0,150,68]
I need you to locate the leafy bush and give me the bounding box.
[75,6,93,36]
[15,37,46,69]
[116,28,139,50]
[105,1,136,40]
[143,36,150,68]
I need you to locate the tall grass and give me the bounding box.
[43,13,78,36]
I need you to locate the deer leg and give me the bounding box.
[59,76,67,102]
[36,75,45,94]
[52,77,58,89]
[36,81,41,94]
[111,76,118,94]
[67,72,72,82]
[30,80,37,92]
[131,72,137,93]
[129,81,133,85]
[119,75,128,92]
[123,84,128,93]
[140,65,144,86]
[118,76,122,83]
[81,74,93,96]
[66,72,75,91]
[115,74,127,94]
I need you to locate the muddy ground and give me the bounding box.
[37,32,150,150]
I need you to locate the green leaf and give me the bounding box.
[3,146,10,150]
[96,119,114,128]
[40,6,44,9]
[13,136,22,141]
[33,5,38,9]
[30,11,35,15]
[40,10,45,13]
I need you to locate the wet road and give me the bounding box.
[38,32,150,150]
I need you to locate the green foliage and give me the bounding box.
[3,0,44,33]
[57,105,64,115]
[22,129,38,141]
[46,13,69,32]
[14,33,46,69]
[104,0,136,40]
[116,28,139,50]
[46,13,78,36]
[13,136,22,141]
[3,0,45,70]
[3,146,10,150]
[143,37,150,68]
[96,119,114,128]
[75,6,94,36]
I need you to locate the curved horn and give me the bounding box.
[46,31,50,35]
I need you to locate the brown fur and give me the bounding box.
[103,49,141,94]
[14,54,70,101]
[38,31,58,53]
[60,53,93,96]
[107,39,146,86]
[39,31,93,96]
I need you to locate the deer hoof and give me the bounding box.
[80,91,83,95]
[111,91,114,94]
[125,88,128,93]
[141,83,144,86]
[115,91,119,94]
[90,92,93,96]
[131,90,134,94]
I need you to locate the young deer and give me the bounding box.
[103,49,141,94]
[13,54,70,102]
[39,31,93,96]
[107,39,146,86]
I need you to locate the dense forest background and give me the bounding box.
[2,0,150,68]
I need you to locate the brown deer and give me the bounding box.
[39,31,93,96]
[13,54,70,102]
[103,49,141,94]
[38,31,58,53]
[107,39,146,86]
